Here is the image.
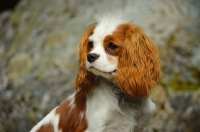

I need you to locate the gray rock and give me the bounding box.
[147,90,200,132]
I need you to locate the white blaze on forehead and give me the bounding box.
[89,12,130,42]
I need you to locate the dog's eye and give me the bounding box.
[108,42,118,50]
[88,41,93,48]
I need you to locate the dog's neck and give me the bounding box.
[85,75,151,132]
[92,75,142,108]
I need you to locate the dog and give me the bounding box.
[30,12,160,132]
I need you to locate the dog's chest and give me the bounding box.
[85,81,137,132]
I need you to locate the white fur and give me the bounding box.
[30,108,61,132]
[94,11,130,37]
[85,80,155,132]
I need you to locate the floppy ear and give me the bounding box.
[115,24,160,98]
[75,23,97,95]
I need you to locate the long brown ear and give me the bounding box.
[75,23,97,95]
[115,24,161,98]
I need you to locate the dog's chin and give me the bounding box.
[88,67,116,79]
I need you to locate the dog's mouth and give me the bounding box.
[89,67,116,75]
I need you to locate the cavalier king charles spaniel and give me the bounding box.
[30,12,160,132]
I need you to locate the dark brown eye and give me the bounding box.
[107,42,118,50]
[88,41,93,48]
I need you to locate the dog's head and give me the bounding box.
[75,13,160,98]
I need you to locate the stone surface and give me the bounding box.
[147,90,200,132]
[0,0,200,131]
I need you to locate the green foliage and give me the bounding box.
[169,75,199,91]
[190,66,200,84]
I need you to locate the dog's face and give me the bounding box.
[85,24,123,79]
[75,15,160,98]
[85,39,118,79]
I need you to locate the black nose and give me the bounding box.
[87,53,99,63]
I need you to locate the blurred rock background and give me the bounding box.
[0,0,199,131]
